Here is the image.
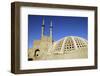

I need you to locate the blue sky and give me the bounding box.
[28,15,88,48]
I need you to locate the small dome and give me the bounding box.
[52,36,88,54]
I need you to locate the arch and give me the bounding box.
[34,49,40,56]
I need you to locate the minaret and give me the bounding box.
[41,17,45,37]
[50,20,53,39]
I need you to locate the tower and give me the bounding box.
[41,17,45,37]
[50,20,53,39]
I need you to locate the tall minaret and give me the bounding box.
[41,17,45,37]
[50,20,53,39]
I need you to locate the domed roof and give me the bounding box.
[52,36,88,54]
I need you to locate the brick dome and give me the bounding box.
[52,36,88,54]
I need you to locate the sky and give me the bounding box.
[28,15,88,48]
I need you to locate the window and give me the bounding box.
[34,49,40,57]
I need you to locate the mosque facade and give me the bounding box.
[28,18,88,61]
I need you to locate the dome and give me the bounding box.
[52,36,88,54]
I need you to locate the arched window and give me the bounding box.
[34,49,40,57]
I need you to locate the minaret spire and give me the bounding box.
[42,17,44,25]
[41,17,45,37]
[50,19,53,39]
